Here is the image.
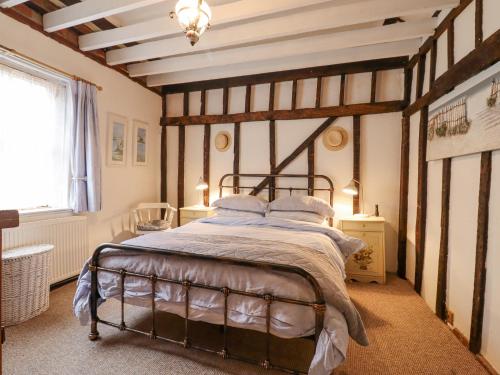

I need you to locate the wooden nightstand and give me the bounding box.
[179,206,215,226]
[340,216,386,284]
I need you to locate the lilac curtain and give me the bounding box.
[69,81,101,213]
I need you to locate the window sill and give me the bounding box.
[19,208,74,223]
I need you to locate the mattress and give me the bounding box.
[73,216,368,375]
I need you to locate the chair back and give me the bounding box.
[132,203,177,232]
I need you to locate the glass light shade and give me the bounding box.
[175,0,212,45]
[195,177,209,191]
[342,179,359,196]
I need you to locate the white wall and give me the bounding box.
[405,0,500,370]
[166,69,404,272]
[0,14,162,252]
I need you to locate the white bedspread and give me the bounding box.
[73,217,368,375]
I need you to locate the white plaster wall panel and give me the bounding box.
[184,126,204,207]
[361,112,402,272]
[209,123,234,203]
[420,159,443,311]
[483,0,500,39]
[228,86,246,114]
[315,116,354,220]
[410,64,418,105]
[345,72,371,104]
[166,126,178,220]
[453,2,475,63]
[447,154,480,340]
[435,30,448,80]
[206,88,223,115]
[483,150,500,371]
[423,51,431,95]
[252,84,271,112]
[240,121,270,198]
[275,81,293,110]
[406,111,420,284]
[167,93,183,117]
[320,76,341,107]
[188,91,201,116]
[297,78,317,109]
[376,69,404,102]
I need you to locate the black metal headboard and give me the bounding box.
[218,173,334,206]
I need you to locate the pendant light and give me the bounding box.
[171,0,212,46]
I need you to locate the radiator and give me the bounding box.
[2,215,88,284]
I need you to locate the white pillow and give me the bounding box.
[212,194,268,214]
[267,210,325,224]
[215,207,264,218]
[269,195,335,218]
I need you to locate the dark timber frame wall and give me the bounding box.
[398,0,499,367]
[161,56,407,222]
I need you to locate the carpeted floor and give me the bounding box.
[3,275,488,375]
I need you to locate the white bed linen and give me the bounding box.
[73,217,368,375]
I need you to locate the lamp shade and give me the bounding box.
[195,177,209,191]
[174,0,212,45]
[342,179,359,196]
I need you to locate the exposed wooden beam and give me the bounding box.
[233,123,241,194]
[353,115,361,214]
[106,5,436,65]
[291,80,298,111]
[370,71,377,103]
[79,0,334,51]
[469,151,492,354]
[160,95,168,208]
[0,0,29,7]
[404,29,500,116]
[475,0,483,48]
[414,106,429,295]
[250,117,337,196]
[339,74,346,106]
[316,77,323,109]
[161,101,405,126]
[308,143,315,195]
[429,39,437,86]
[127,20,433,75]
[177,92,188,225]
[436,157,451,320]
[149,40,420,87]
[43,0,166,33]
[416,53,427,99]
[161,57,408,94]
[397,115,411,279]
[447,20,455,70]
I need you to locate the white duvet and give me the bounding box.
[73,216,368,375]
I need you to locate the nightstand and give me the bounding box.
[340,216,386,284]
[179,206,215,226]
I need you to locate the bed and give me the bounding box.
[73,174,368,375]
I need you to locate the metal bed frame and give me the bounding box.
[88,174,335,374]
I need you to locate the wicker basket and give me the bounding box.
[1,244,53,326]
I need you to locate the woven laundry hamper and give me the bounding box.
[1,244,53,326]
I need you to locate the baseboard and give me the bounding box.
[447,325,498,375]
[50,275,78,291]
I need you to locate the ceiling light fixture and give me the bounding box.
[171,0,212,46]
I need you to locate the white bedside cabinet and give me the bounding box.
[179,206,215,226]
[340,216,386,284]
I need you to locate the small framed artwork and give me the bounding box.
[107,113,128,166]
[133,120,148,166]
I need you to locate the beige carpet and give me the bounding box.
[3,275,489,375]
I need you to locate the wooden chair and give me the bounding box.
[131,203,177,235]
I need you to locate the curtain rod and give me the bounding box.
[0,43,103,91]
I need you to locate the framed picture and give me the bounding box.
[133,120,148,166]
[107,113,128,166]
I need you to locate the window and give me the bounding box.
[0,62,71,211]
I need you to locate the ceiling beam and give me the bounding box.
[43,0,168,33]
[79,0,335,51]
[106,0,448,65]
[0,0,29,7]
[160,56,408,94]
[128,20,434,77]
[150,39,420,87]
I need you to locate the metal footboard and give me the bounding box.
[88,243,326,374]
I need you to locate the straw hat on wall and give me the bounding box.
[322,126,348,151]
[215,131,232,152]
